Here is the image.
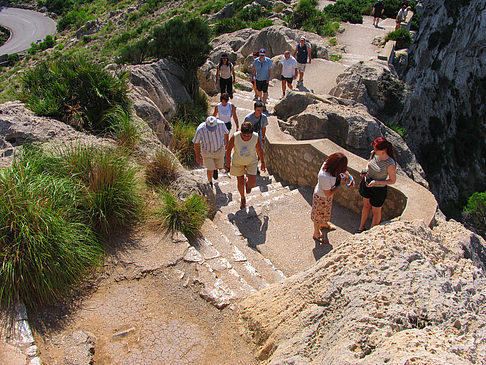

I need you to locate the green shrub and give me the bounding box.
[146,149,180,187]
[330,54,342,62]
[239,5,270,21]
[57,9,91,31]
[464,192,486,236]
[103,106,141,150]
[324,0,363,23]
[117,38,151,64]
[250,18,273,30]
[41,144,142,233]
[174,89,209,126]
[0,148,102,309]
[328,37,337,46]
[18,55,131,132]
[155,190,208,237]
[28,34,57,54]
[384,122,407,139]
[288,0,336,36]
[212,17,247,36]
[200,1,226,15]
[385,28,412,49]
[170,120,197,168]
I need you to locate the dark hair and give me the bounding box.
[324,153,348,177]
[240,122,254,134]
[220,93,230,102]
[219,54,232,68]
[372,137,396,161]
[253,51,259,58]
[254,100,264,109]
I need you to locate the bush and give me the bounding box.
[239,4,270,21]
[28,34,57,54]
[464,192,486,237]
[145,149,180,187]
[57,9,91,31]
[170,120,197,168]
[213,17,247,36]
[0,147,102,309]
[288,0,337,36]
[250,18,273,30]
[324,0,363,23]
[155,190,208,237]
[174,89,209,126]
[103,106,141,150]
[18,55,131,132]
[41,144,143,233]
[385,28,412,49]
[117,38,151,64]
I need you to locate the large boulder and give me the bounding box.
[240,219,486,364]
[209,28,258,64]
[275,92,427,186]
[127,58,192,145]
[197,60,218,96]
[209,2,235,20]
[329,60,406,120]
[239,25,329,60]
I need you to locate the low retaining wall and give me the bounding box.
[264,136,437,225]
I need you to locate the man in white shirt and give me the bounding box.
[395,3,408,30]
[193,116,229,187]
[279,50,298,98]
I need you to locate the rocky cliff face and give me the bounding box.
[399,0,486,210]
[240,219,486,364]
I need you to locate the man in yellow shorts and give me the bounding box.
[225,122,265,209]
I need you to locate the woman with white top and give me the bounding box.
[213,92,239,133]
[311,153,351,243]
[215,53,236,99]
[358,137,397,232]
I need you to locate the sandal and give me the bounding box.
[356,228,366,234]
[240,198,246,209]
[313,235,329,244]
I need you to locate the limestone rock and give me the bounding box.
[198,60,218,96]
[127,58,191,145]
[209,2,235,20]
[240,219,486,364]
[275,92,427,186]
[329,60,406,120]
[239,25,329,60]
[398,0,486,207]
[209,28,258,64]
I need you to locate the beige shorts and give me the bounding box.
[297,63,306,72]
[230,162,258,176]
[202,148,225,170]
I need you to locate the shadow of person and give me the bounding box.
[228,206,269,252]
[214,182,233,209]
[313,236,333,261]
[255,174,273,192]
[296,84,310,92]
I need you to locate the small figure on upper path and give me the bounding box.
[252,48,273,108]
[225,122,266,210]
[311,153,354,244]
[372,1,385,27]
[193,116,229,187]
[395,2,408,30]
[293,36,311,87]
[280,50,298,98]
[358,137,397,232]
[216,53,236,99]
[243,100,268,149]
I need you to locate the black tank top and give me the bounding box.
[296,43,308,64]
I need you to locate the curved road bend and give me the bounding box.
[0,7,56,55]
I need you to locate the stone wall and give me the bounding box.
[264,136,436,224]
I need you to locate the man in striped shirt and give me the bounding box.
[193,116,229,186]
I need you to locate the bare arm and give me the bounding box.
[280,63,283,75]
[256,140,266,172]
[213,105,218,117]
[307,45,311,63]
[261,126,266,141]
[232,105,239,129]
[215,66,220,83]
[194,143,203,165]
[367,164,397,187]
[225,136,235,170]
[231,65,236,84]
[323,186,339,197]
[224,133,229,146]
[293,45,298,57]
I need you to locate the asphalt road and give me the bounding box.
[0,6,56,55]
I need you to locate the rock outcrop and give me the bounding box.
[240,219,486,364]
[197,60,218,96]
[329,60,406,121]
[127,58,192,145]
[274,92,427,186]
[398,0,486,207]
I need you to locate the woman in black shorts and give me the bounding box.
[358,137,397,232]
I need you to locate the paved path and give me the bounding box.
[0,7,56,55]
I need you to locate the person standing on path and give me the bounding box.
[372,1,384,27]
[252,48,273,108]
[280,50,298,98]
[243,101,268,148]
[395,3,408,30]
[358,137,397,232]
[225,122,266,209]
[193,116,229,187]
[311,153,352,243]
[213,92,239,133]
[293,36,311,87]
[216,53,236,99]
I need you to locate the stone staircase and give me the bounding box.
[176,169,359,309]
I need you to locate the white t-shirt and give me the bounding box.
[217,102,233,124]
[397,8,408,22]
[280,55,298,78]
[314,166,336,198]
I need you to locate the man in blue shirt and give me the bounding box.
[252,48,273,108]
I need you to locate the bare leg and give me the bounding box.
[298,69,304,83]
[237,175,246,208]
[206,169,214,183]
[359,198,371,231]
[281,79,286,95]
[263,92,268,106]
[371,206,382,228]
[288,81,293,90]
[313,222,322,238]
[246,174,257,194]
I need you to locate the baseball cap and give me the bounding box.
[300,36,306,41]
[259,48,266,55]
[205,116,218,131]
